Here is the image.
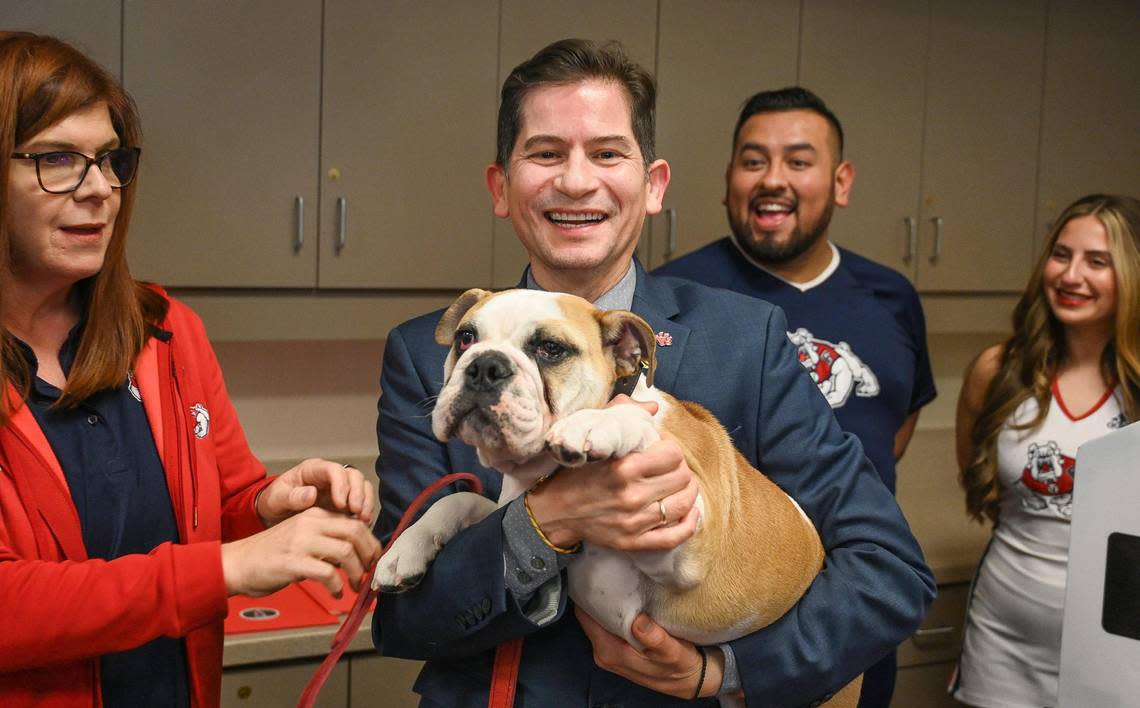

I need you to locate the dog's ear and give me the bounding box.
[435,288,492,345]
[597,310,657,388]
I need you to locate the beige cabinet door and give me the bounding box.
[916,0,1044,292]
[348,653,422,708]
[799,0,928,281]
[491,0,658,287]
[1035,0,1140,253]
[802,0,1045,292]
[123,0,322,287]
[650,0,800,269]
[319,0,499,288]
[0,1,122,78]
[222,659,348,708]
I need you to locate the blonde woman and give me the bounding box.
[952,193,1140,707]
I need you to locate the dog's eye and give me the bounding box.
[535,340,567,362]
[455,329,477,352]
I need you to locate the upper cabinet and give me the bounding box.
[649,0,800,270]
[320,0,498,288]
[9,1,1135,294]
[800,0,1046,292]
[123,0,322,287]
[1035,0,1140,251]
[125,0,498,289]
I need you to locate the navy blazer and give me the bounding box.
[371,262,935,707]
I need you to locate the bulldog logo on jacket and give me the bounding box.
[190,403,210,439]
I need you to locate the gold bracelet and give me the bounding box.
[523,480,581,555]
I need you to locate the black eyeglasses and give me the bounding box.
[10,146,141,194]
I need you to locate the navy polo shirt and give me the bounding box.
[20,324,189,708]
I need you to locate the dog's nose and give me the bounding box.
[464,351,514,392]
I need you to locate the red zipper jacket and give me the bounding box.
[0,291,273,707]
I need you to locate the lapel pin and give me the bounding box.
[655,331,673,347]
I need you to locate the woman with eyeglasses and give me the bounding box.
[0,33,382,707]
[950,194,1140,706]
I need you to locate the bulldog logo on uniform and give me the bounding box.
[1019,440,1074,516]
[190,403,210,439]
[787,328,880,408]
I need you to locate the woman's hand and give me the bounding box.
[221,507,381,597]
[255,458,376,527]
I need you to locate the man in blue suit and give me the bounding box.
[371,38,934,707]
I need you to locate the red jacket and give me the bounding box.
[0,292,273,707]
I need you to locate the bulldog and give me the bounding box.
[374,288,860,706]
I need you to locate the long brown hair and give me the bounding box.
[0,32,167,423]
[961,194,1140,523]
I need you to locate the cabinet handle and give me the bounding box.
[293,196,304,253]
[903,216,917,264]
[664,208,678,261]
[929,216,944,264]
[912,625,956,649]
[336,197,347,254]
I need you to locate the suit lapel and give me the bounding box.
[630,262,689,394]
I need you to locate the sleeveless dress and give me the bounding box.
[951,382,1127,707]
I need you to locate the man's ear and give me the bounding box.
[597,310,657,388]
[486,163,510,218]
[643,158,671,216]
[833,160,855,208]
[435,288,492,345]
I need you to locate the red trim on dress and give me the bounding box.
[1051,379,1115,422]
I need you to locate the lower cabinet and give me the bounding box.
[221,654,422,708]
[891,582,968,707]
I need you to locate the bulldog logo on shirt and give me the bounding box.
[787,328,880,408]
[190,403,210,439]
[1019,440,1074,516]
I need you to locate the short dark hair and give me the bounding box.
[496,38,656,168]
[733,86,844,159]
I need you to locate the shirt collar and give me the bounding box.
[730,238,841,292]
[525,260,637,310]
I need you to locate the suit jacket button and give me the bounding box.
[530,556,546,570]
[516,569,532,584]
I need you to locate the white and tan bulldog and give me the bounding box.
[374,288,860,706]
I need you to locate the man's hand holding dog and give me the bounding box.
[525,397,700,552]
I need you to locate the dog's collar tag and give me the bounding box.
[611,360,649,399]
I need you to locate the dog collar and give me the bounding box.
[611,360,649,399]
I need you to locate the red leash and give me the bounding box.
[298,472,522,708]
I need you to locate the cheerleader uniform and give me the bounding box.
[951,382,1127,707]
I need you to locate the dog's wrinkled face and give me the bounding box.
[431,288,655,466]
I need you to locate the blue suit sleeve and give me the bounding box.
[371,326,566,661]
[728,307,936,705]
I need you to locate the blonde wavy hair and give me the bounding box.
[961,193,1140,523]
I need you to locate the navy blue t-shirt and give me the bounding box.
[20,325,190,707]
[656,238,936,493]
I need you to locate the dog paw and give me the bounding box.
[545,406,660,466]
[371,533,434,593]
